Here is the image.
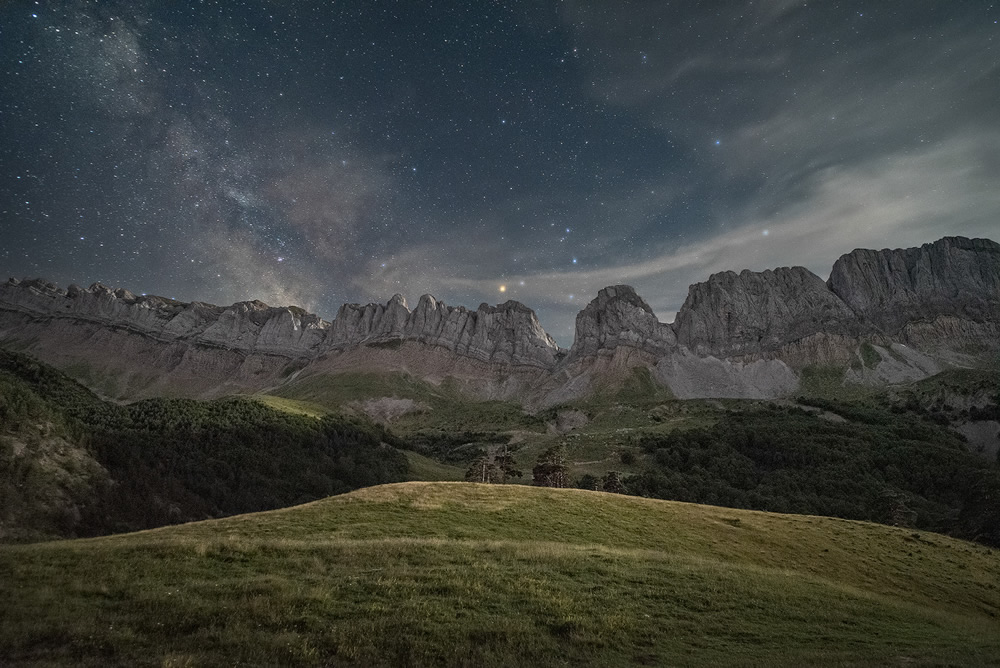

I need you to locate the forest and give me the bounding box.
[0,351,407,540]
[621,402,1000,546]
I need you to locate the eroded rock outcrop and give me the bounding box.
[0,279,331,357]
[569,285,675,359]
[673,266,858,358]
[330,294,560,367]
[411,297,561,367]
[2,236,998,404]
[0,279,561,371]
[828,236,1000,334]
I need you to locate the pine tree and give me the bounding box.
[532,444,569,488]
[465,454,500,483]
[602,470,627,494]
[464,446,522,484]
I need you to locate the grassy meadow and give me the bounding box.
[3,482,999,666]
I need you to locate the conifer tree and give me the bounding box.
[532,444,569,488]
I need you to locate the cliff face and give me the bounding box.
[673,267,858,358]
[828,236,1000,334]
[2,236,998,403]
[407,297,561,368]
[0,279,560,369]
[0,279,331,357]
[550,237,999,401]
[333,294,561,367]
[568,285,675,360]
[669,236,1000,361]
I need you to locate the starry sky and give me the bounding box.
[2,1,999,344]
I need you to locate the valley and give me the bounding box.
[2,236,999,665]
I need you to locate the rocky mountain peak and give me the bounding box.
[477,299,533,315]
[569,284,675,359]
[594,285,654,315]
[2,235,998,403]
[414,294,438,311]
[327,292,559,366]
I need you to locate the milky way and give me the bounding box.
[2,1,998,343]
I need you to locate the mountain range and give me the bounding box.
[2,236,998,404]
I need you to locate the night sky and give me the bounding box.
[2,1,998,344]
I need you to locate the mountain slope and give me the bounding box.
[2,482,998,666]
[3,237,999,405]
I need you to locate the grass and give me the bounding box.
[258,375,714,486]
[268,371,549,435]
[393,397,544,434]
[859,342,881,368]
[2,482,998,666]
[403,451,466,481]
[252,394,330,419]
[271,371,445,408]
[907,367,1000,398]
[504,398,723,483]
[797,364,878,400]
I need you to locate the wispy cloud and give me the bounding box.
[355,132,1000,344]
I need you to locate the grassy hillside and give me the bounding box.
[270,371,548,433]
[0,354,108,542]
[2,482,999,666]
[260,369,1000,546]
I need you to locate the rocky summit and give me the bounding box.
[568,285,675,360]
[673,266,859,358]
[1,236,998,403]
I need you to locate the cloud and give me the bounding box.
[460,1,1000,343]
[354,132,1000,344]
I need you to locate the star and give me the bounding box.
[0,0,993,347]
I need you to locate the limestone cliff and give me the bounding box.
[828,236,1000,334]
[0,278,560,380]
[673,266,858,358]
[568,285,675,360]
[333,293,560,368]
[0,279,330,357]
[2,236,998,403]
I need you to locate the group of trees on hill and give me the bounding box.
[0,351,408,540]
[623,404,1000,546]
[532,445,628,494]
[532,445,570,488]
[84,397,408,532]
[496,399,1000,547]
[464,445,521,483]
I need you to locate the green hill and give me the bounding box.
[2,482,998,666]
